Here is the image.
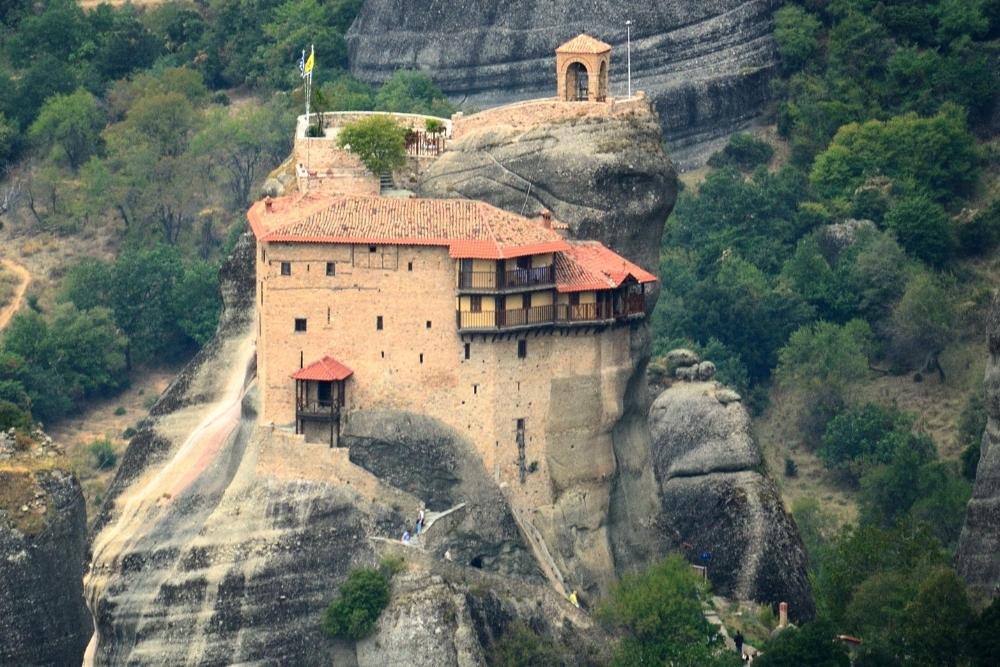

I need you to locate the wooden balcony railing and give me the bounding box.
[296,399,339,419]
[457,265,555,290]
[456,294,645,331]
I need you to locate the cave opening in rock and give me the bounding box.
[469,555,484,569]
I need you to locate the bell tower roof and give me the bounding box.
[555,34,612,55]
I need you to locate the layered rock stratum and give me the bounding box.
[957,295,1000,600]
[0,442,90,667]
[347,0,780,166]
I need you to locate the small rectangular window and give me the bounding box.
[464,343,470,359]
[569,293,580,306]
[516,418,525,431]
[470,295,482,312]
[473,384,478,395]
[517,339,527,358]
[419,353,424,364]
[376,315,383,330]
[294,318,307,332]
[326,262,335,276]
[408,261,413,271]
[280,261,291,276]
[369,245,377,253]
[426,321,432,329]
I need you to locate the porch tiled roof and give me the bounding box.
[555,241,658,293]
[249,194,569,259]
[556,34,612,54]
[291,356,354,381]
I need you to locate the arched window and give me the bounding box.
[565,62,590,101]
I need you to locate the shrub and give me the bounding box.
[820,403,935,482]
[754,619,850,667]
[884,195,956,267]
[88,438,117,470]
[321,567,391,640]
[784,457,799,478]
[774,5,822,73]
[114,406,127,416]
[336,115,407,176]
[0,400,32,431]
[489,622,568,667]
[707,133,774,170]
[957,199,1000,256]
[425,118,444,134]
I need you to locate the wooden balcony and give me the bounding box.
[456,294,645,332]
[296,399,340,420]
[457,265,555,292]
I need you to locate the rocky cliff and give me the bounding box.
[957,295,1000,600]
[418,99,675,600]
[646,380,815,619]
[0,436,90,667]
[347,0,779,167]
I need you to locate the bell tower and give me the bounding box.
[555,34,612,102]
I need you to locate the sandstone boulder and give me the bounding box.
[957,294,1000,600]
[666,348,700,369]
[0,469,90,666]
[648,381,814,619]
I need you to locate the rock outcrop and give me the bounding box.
[647,381,815,620]
[0,457,90,666]
[418,99,676,598]
[419,96,676,304]
[347,0,780,166]
[957,296,1000,600]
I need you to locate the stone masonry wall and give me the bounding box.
[256,239,639,594]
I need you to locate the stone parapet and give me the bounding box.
[450,92,648,141]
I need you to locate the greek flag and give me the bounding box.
[298,50,306,79]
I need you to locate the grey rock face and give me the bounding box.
[344,410,542,579]
[418,98,676,304]
[957,295,1000,600]
[0,471,90,666]
[648,381,815,619]
[347,0,780,166]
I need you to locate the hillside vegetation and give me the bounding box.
[655,1,1000,663]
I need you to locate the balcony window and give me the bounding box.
[470,295,482,312]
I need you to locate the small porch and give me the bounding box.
[291,356,353,447]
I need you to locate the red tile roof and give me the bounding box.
[290,356,354,381]
[555,241,658,293]
[556,34,612,54]
[248,194,570,260]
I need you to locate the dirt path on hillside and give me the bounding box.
[0,258,31,331]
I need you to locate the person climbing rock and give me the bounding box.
[415,507,425,534]
[734,630,744,658]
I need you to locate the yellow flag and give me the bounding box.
[304,47,315,75]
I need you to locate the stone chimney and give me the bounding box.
[541,209,552,229]
[264,196,273,213]
[779,601,788,628]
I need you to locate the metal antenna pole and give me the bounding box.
[626,20,632,98]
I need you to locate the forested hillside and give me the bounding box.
[0,0,454,433]
[654,2,1000,662]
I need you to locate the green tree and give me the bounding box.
[810,105,980,205]
[173,262,222,346]
[321,567,391,640]
[884,195,956,266]
[754,620,850,667]
[374,70,455,117]
[889,272,956,376]
[597,555,737,666]
[820,402,934,482]
[900,567,973,666]
[28,89,106,170]
[776,319,872,397]
[774,5,823,73]
[0,113,17,166]
[88,437,117,470]
[336,115,407,176]
[707,133,774,170]
[192,102,292,208]
[967,598,1000,667]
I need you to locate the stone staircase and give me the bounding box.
[379,173,393,192]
